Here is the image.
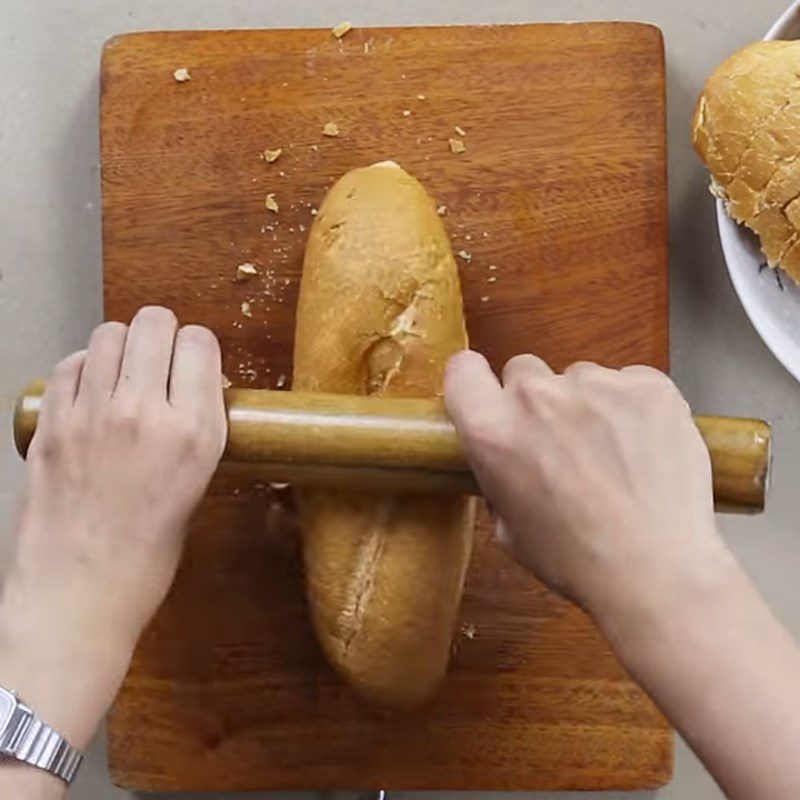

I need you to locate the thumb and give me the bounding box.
[444,350,504,440]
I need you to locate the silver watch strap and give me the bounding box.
[4,703,83,784]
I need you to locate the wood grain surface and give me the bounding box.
[101,22,670,791]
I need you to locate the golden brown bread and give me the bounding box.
[292,161,476,710]
[692,40,800,281]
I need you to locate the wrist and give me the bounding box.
[585,523,739,644]
[0,574,136,750]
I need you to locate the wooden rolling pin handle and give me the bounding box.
[13,382,771,513]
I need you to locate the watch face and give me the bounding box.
[0,688,16,728]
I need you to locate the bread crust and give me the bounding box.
[292,162,475,709]
[692,40,800,280]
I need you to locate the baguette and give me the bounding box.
[692,40,800,281]
[292,161,476,709]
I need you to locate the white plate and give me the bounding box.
[716,0,800,381]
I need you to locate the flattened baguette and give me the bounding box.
[293,161,475,709]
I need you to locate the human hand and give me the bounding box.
[0,306,226,749]
[444,350,723,619]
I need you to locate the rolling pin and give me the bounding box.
[13,382,771,513]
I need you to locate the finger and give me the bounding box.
[169,325,224,420]
[620,364,673,385]
[444,349,504,434]
[77,322,127,403]
[115,306,178,400]
[37,350,87,432]
[501,353,554,387]
[621,365,690,410]
[563,360,613,378]
[493,518,510,547]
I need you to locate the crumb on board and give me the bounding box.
[457,250,472,262]
[265,193,279,213]
[332,20,353,39]
[417,94,427,101]
[488,264,498,271]
[221,374,232,389]
[236,262,258,280]
[311,208,319,216]
[172,67,191,82]
[480,295,489,303]
[488,275,497,283]
[262,148,282,163]
[454,125,467,137]
[449,138,466,154]
[461,622,477,640]
[241,301,253,317]
[310,144,319,152]
[363,41,371,54]
[279,170,286,178]
[323,122,340,137]
[402,109,411,117]
[276,373,287,388]
[270,482,290,490]
[437,204,447,216]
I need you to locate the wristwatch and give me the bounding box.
[0,686,83,784]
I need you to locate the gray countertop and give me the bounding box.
[2,1,799,798]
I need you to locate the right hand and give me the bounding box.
[444,350,723,617]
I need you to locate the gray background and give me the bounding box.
[1,1,798,798]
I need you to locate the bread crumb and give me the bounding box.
[461,622,477,640]
[310,144,319,152]
[221,374,232,389]
[402,109,411,117]
[488,264,498,271]
[265,193,279,213]
[311,208,319,216]
[172,67,191,82]
[363,41,371,54]
[241,301,253,317]
[263,148,282,163]
[417,94,427,101]
[276,373,287,388]
[709,178,728,201]
[449,138,466,154]
[270,482,290,490]
[236,262,258,280]
[323,122,340,137]
[437,205,447,216]
[332,21,352,39]
[454,125,467,137]
[457,250,472,262]
[480,296,489,303]
[488,275,497,283]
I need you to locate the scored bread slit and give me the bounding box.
[339,505,392,654]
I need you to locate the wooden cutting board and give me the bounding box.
[101,22,669,791]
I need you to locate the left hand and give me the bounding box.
[0,306,227,750]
